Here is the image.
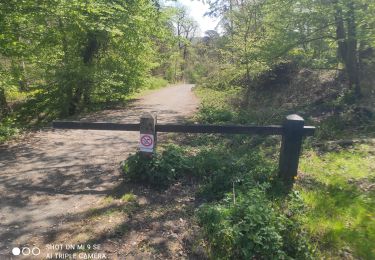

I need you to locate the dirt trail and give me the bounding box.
[0,84,199,258]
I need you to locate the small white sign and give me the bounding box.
[140,134,154,153]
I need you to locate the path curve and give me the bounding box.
[0,84,198,256]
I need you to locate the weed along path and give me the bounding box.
[0,84,199,258]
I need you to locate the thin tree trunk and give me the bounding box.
[243,16,252,107]
[0,87,9,119]
[58,17,73,116]
[345,0,361,97]
[334,2,347,64]
[69,87,82,115]
[334,0,361,97]
[18,59,29,91]
[174,56,178,82]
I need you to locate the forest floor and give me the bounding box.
[0,84,201,259]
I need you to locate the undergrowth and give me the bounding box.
[0,117,19,142]
[194,86,375,259]
[197,188,314,259]
[123,141,314,259]
[122,85,315,258]
[122,85,374,259]
[123,144,191,189]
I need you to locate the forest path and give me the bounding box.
[0,84,199,258]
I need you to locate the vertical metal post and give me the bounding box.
[278,114,305,188]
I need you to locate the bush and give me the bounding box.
[122,140,275,200]
[144,77,169,90]
[197,106,234,123]
[197,188,314,259]
[196,150,276,201]
[199,64,246,90]
[0,117,19,142]
[122,144,192,189]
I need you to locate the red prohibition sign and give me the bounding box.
[141,135,153,147]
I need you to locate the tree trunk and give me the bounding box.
[345,0,361,97]
[68,87,82,115]
[174,56,178,83]
[58,17,72,117]
[68,31,99,115]
[243,65,252,107]
[18,60,29,92]
[0,87,9,119]
[334,3,347,63]
[334,0,361,97]
[83,79,93,105]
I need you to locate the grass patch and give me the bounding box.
[88,207,123,219]
[103,196,115,204]
[144,76,169,91]
[88,195,140,220]
[194,87,239,124]
[298,146,375,259]
[120,193,137,203]
[88,203,140,220]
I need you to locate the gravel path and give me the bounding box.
[0,84,198,257]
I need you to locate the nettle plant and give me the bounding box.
[197,188,314,259]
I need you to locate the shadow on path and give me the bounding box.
[0,84,198,257]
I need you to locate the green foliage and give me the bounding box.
[198,188,314,259]
[194,87,240,124]
[122,144,192,189]
[202,0,375,101]
[189,92,312,258]
[119,78,319,259]
[195,78,375,258]
[120,134,312,259]
[143,77,169,90]
[200,65,246,90]
[195,148,276,201]
[193,0,375,257]
[0,0,179,140]
[197,106,234,124]
[122,139,275,201]
[120,193,137,203]
[154,6,199,83]
[0,117,19,142]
